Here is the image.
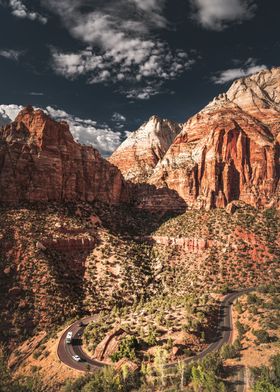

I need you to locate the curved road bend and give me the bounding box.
[57,289,253,373]
[57,315,106,372]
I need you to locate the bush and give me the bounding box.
[201,352,224,377]
[236,320,247,337]
[63,367,140,392]
[253,329,271,344]
[110,336,138,362]
[220,343,239,360]
[253,379,279,392]
[247,293,261,305]
[251,354,280,391]
[270,354,280,387]
[145,326,157,346]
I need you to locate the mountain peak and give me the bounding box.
[0,107,128,204]
[109,116,182,182]
[149,67,279,209]
[148,114,162,122]
[4,105,74,148]
[202,67,280,137]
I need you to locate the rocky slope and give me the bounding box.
[0,106,128,204]
[150,68,280,209]
[1,202,278,353]
[109,115,182,182]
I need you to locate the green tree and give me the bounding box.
[145,326,157,346]
[253,380,279,392]
[154,348,169,388]
[191,364,226,392]
[201,352,224,377]
[236,320,246,337]
[177,360,186,390]
[220,344,238,360]
[110,336,138,362]
[271,354,280,387]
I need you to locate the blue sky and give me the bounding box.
[0,0,279,155]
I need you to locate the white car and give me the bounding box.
[65,331,73,344]
[72,355,81,362]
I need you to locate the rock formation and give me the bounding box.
[109,115,182,182]
[94,328,126,361]
[0,106,128,204]
[145,68,279,209]
[150,68,280,209]
[0,67,279,210]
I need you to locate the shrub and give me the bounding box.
[253,329,271,344]
[145,326,158,346]
[220,344,238,360]
[110,336,138,362]
[236,320,247,337]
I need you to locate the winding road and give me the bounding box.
[57,289,253,373]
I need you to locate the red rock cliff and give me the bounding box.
[0,106,128,204]
[149,68,280,209]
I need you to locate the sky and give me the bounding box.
[0,0,279,155]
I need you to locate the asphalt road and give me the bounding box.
[57,315,106,372]
[57,289,253,373]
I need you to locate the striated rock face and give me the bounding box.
[132,183,186,212]
[0,106,128,204]
[94,328,126,361]
[109,115,182,182]
[226,67,280,136]
[149,68,280,209]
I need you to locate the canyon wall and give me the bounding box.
[0,106,129,204]
[112,68,280,210]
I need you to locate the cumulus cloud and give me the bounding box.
[0,104,24,125]
[0,104,121,156]
[42,0,194,99]
[45,106,122,156]
[51,45,192,81]
[191,0,256,30]
[211,58,267,84]
[8,0,47,23]
[0,49,22,61]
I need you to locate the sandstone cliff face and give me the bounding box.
[0,106,128,204]
[149,68,280,209]
[109,115,182,182]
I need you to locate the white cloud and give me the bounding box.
[43,0,194,99]
[0,49,22,61]
[112,113,126,122]
[29,92,44,96]
[8,0,47,24]
[130,0,164,11]
[0,104,24,124]
[0,104,121,156]
[211,58,267,84]
[51,45,193,98]
[45,106,122,156]
[129,0,167,27]
[191,0,256,30]
[124,85,162,100]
